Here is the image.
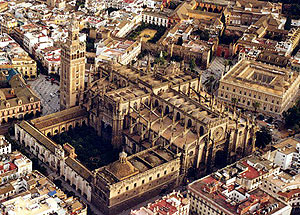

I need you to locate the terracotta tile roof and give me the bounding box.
[18,121,57,154]
[31,106,87,130]
[65,157,93,182]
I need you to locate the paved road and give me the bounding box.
[27,74,60,115]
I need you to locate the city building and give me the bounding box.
[0,34,37,80]
[270,138,300,174]
[0,13,18,34]
[0,136,32,185]
[0,170,87,215]
[0,135,11,155]
[218,59,300,116]
[263,171,300,209]
[95,38,141,66]
[0,69,41,124]
[130,190,190,215]
[188,154,292,215]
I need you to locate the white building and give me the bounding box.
[273,138,300,174]
[0,135,11,155]
[23,31,50,55]
[96,38,141,65]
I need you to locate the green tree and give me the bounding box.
[255,127,272,149]
[189,58,196,71]
[252,101,261,113]
[284,16,292,30]
[228,60,233,70]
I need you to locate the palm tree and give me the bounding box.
[231,97,238,109]
[252,101,261,113]
[223,60,228,73]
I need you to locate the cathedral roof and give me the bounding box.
[107,152,139,180]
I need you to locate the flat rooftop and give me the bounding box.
[221,59,299,96]
[272,138,300,155]
[2,171,86,215]
[189,176,288,215]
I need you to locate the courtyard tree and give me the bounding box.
[228,60,233,70]
[189,58,196,71]
[51,125,119,170]
[221,13,226,25]
[223,60,228,73]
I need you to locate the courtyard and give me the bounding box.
[51,125,119,170]
[139,29,157,42]
[127,23,167,43]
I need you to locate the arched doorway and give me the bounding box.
[215,150,227,168]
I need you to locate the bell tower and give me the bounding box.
[60,15,86,110]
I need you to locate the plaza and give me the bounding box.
[28,74,60,115]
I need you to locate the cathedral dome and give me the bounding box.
[108,152,139,180]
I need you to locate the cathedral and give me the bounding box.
[16,16,258,214]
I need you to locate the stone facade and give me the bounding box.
[60,16,86,110]
[86,61,257,177]
[92,148,181,215]
[0,72,41,124]
[218,59,300,117]
[14,119,92,202]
